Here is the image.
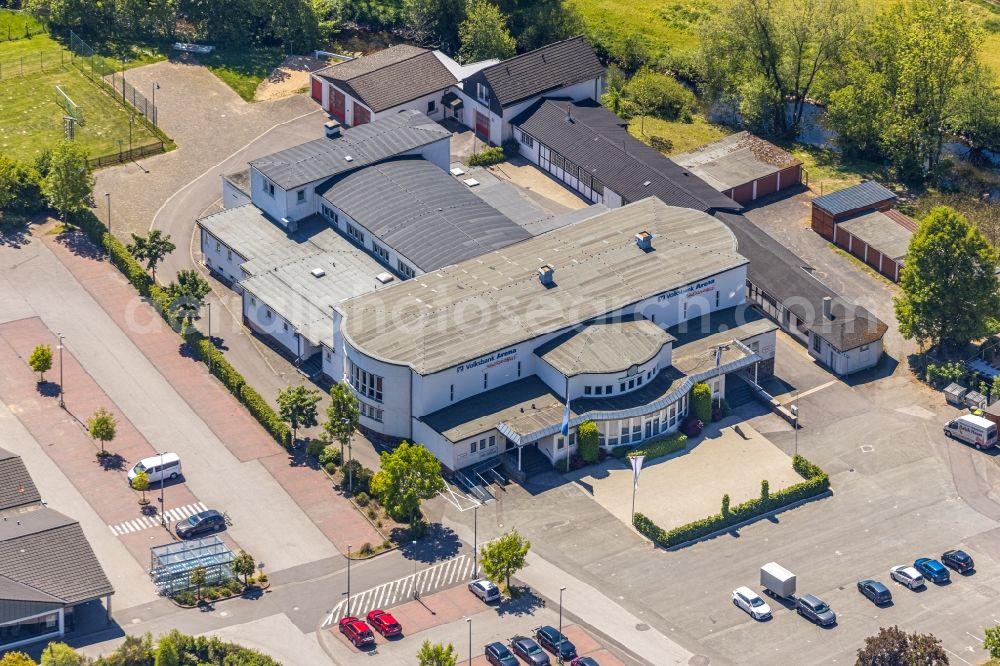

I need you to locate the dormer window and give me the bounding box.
[476,82,490,105]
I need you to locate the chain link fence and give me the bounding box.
[0,47,64,80]
[68,29,158,127]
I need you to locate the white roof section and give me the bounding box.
[432,51,499,81]
[339,197,747,375]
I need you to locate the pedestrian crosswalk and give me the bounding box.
[108,502,207,536]
[323,553,475,627]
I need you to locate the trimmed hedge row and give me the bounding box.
[633,454,830,548]
[71,209,292,450]
[627,432,687,461]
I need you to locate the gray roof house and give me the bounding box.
[0,448,113,651]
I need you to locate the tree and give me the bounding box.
[39,644,81,666]
[577,420,599,463]
[985,623,1000,658]
[946,63,1000,163]
[28,343,53,382]
[133,470,150,504]
[232,549,256,585]
[153,633,180,666]
[479,529,530,591]
[324,381,359,463]
[855,626,948,665]
[277,384,321,444]
[416,641,458,666]
[624,68,697,127]
[700,0,860,136]
[458,0,515,63]
[370,441,445,522]
[41,141,92,223]
[761,479,769,501]
[189,566,207,602]
[0,155,44,215]
[128,230,176,281]
[894,207,1000,351]
[691,382,713,423]
[87,407,117,456]
[495,0,584,51]
[165,270,211,325]
[0,653,36,666]
[405,0,466,52]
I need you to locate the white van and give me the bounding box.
[128,453,182,485]
[944,414,998,450]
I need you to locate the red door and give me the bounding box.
[353,102,371,126]
[328,89,345,122]
[475,111,490,141]
[310,77,322,103]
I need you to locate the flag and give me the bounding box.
[630,455,645,491]
[560,400,570,436]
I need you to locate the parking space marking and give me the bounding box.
[108,502,207,536]
[322,553,474,627]
[795,380,838,401]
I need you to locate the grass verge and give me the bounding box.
[627,112,733,154]
[0,9,46,43]
[827,243,896,287]
[184,47,286,102]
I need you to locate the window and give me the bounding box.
[325,350,331,361]
[585,386,592,395]
[250,297,256,305]
[215,241,221,252]
[483,373,488,389]
[264,180,275,197]
[595,386,603,395]
[683,302,688,319]
[346,222,365,245]
[620,425,630,444]
[552,152,565,170]
[812,334,822,352]
[397,260,415,279]
[348,359,383,402]
[517,362,521,377]
[520,132,534,148]
[647,370,652,379]
[476,82,490,104]
[637,376,643,386]
[265,309,272,319]
[282,322,289,332]
[556,437,565,450]
[372,242,390,263]
[480,439,487,451]
[297,189,305,203]
[427,100,436,113]
[450,384,454,401]
[606,385,612,394]
[359,401,383,422]
[470,442,477,454]
[750,341,760,354]
[489,435,496,447]
[569,432,577,447]
[593,179,604,196]
[632,424,642,440]
[715,290,720,307]
[608,436,618,446]
[628,379,635,389]
[320,204,338,223]
[620,382,626,392]
[227,249,232,260]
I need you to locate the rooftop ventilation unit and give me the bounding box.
[324,120,342,138]
[538,264,555,286]
[463,178,480,187]
[344,155,353,162]
[643,180,651,187]
[375,272,395,284]
[635,231,653,251]
[311,267,326,278]
[822,296,833,320]
[278,217,298,233]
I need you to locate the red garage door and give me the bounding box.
[328,89,345,122]
[475,111,490,140]
[310,77,322,103]
[755,173,779,199]
[353,102,371,126]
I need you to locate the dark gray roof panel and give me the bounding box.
[479,36,604,108]
[0,449,40,511]
[812,180,896,216]
[513,99,740,212]
[250,110,451,190]
[317,46,457,112]
[319,159,531,271]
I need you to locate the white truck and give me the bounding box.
[760,562,796,599]
[944,414,998,450]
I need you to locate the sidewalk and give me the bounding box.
[41,224,382,554]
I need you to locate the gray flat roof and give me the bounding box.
[319,158,530,272]
[0,447,40,511]
[812,180,896,216]
[838,210,912,261]
[339,197,747,375]
[673,132,801,192]
[250,110,451,190]
[535,318,674,376]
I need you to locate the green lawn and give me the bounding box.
[183,47,286,102]
[627,112,733,154]
[0,64,159,163]
[0,9,46,43]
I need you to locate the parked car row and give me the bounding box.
[338,609,403,649]
[486,629,598,666]
[734,551,976,627]
[126,452,229,540]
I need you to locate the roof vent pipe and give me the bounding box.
[635,231,653,251]
[538,264,555,286]
[324,121,342,138]
[822,296,833,319]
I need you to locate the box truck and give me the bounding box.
[760,562,796,599]
[944,414,998,450]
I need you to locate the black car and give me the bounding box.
[857,580,892,605]
[535,625,577,661]
[511,636,551,666]
[175,509,226,538]
[942,549,975,573]
[485,642,519,666]
[796,594,836,626]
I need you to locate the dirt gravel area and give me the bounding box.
[254,55,327,101]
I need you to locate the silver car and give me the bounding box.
[890,565,925,590]
[468,578,500,603]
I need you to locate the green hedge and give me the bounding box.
[626,432,687,461]
[468,146,506,167]
[633,454,829,548]
[70,209,292,451]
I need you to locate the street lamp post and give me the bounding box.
[791,398,799,457]
[104,192,111,240]
[466,618,472,666]
[159,450,166,526]
[57,333,64,408]
[341,417,353,494]
[472,504,478,579]
[558,586,567,664]
[152,82,159,127]
[347,544,352,617]
[412,541,419,599]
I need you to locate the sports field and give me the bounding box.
[0,62,159,163]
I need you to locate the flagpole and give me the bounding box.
[564,375,571,473]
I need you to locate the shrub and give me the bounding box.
[761,479,769,500]
[342,459,373,494]
[721,493,730,517]
[305,439,326,458]
[205,587,221,600]
[680,414,704,437]
[650,136,674,153]
[627,432,687,461]
[240,383,292,449]
[501,137,520,157]
[366,506,378,519]
[569,453,585,470]
[359,542,375,556]
[258,573,268,583]
[611,444,632,458]
[355,492,370,507]
[318,445,342,467]
[173,590,196,605]
[577,421,600,463]
[324,462,337,475]
[468,146,505,167]
[691,383,712,423]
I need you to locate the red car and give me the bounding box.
[338,616,375,648]
[366,609,402,637]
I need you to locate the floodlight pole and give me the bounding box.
[159,450,166,526]
[347,544,352,617]
[104,192,111,241]
[466,617,472,666]
[472,504,478,579]
[558,586,567,664]
[57,333,65,408]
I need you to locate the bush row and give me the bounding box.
[633,454,830,548]
[73,209,292,450]
[626,432,688,461]
[468,146,506,167]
